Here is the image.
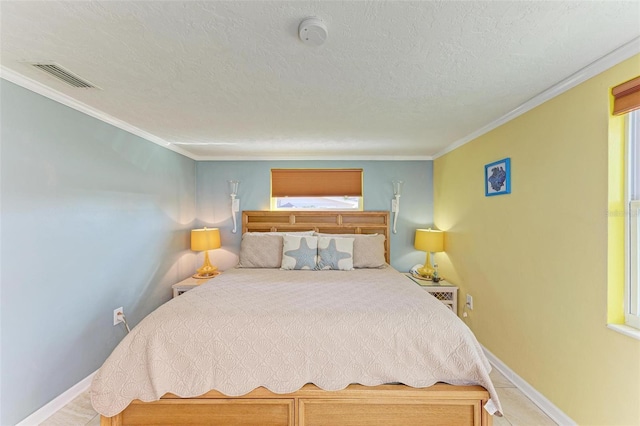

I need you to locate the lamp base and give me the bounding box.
[193,251,219,279]
[415,266,434,279]
[416,251,435,278]
[192,271,220,279]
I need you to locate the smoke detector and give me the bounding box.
[298,18,327,47]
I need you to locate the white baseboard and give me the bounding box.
[16,370,97,426]
[482,345,577,426]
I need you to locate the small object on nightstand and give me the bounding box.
[431,264,441,283]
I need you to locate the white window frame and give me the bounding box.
[270,196,363,211]
[626,110,640,329]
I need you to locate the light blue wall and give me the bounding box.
[0,80,197,425]
[196,161,434,272]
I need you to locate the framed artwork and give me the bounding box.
[484,157,511,196]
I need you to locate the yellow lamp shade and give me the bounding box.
[191,228,221,252]
[414,228,444,253]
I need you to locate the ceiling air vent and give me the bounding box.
[30,63,98,89]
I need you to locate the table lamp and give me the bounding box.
[191,227,221,279]
[414,228,444,278]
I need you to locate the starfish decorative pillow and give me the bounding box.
[317,237,354,271]
[281,235,319,270]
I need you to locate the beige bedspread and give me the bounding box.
[91,267,502,417]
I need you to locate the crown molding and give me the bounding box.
[0,68,432,162]
[5,34,638,164]
[434,37,640,159]
[0,66,197,160]
[190,155,433,161]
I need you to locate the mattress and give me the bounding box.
[91,266,502,416]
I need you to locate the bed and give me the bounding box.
[94,211,501,425]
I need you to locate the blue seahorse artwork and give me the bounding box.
[488,166,506,191]
[484,157,511,196]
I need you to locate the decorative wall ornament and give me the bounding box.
[391,180,404,234]
[228,180,240,233]
[484,158,511,196]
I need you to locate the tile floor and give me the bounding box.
[41,369,557,425]
[488,369,557,426]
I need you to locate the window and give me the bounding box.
[611,75,640,335]
[627,110,640,329]
[270,169,363,211]
[273,196,361,210]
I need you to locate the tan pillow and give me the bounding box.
[238,234,283,268]
[315,233,386,268]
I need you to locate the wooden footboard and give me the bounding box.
[101,383,493,426]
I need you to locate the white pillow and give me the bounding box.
[317,237,354,271]
[281,235,318,270]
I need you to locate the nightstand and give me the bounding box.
[172,276,217,298]
[405,273,458,315]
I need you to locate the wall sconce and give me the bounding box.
[391,180,404,234]
[414,228,444,280]
[191,227,221,279]
[228,180,240,233]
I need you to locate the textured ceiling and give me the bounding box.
[1,1,639,160]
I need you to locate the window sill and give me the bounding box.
[607,324,640,341]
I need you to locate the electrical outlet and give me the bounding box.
[466,294,473,310]
[113,307,124,326]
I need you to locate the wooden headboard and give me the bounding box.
[242,210,390,263]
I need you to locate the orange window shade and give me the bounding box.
[613,76,640,115]
[271,169,363,197]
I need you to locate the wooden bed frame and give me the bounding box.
[101,211,493,426]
